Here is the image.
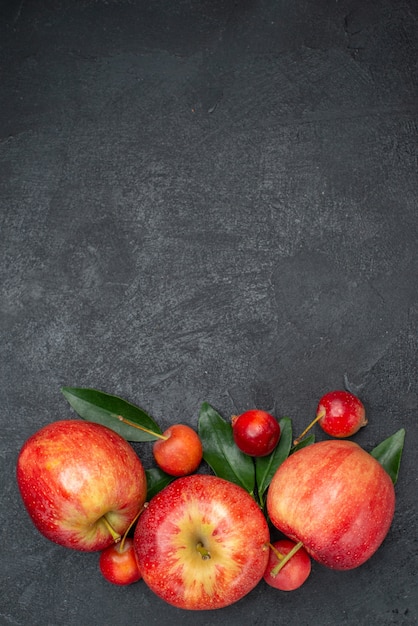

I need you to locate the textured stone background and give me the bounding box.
[1,1,417,624]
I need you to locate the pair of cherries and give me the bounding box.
[232,389,367,457]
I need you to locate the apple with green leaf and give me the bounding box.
[267,439,395,570]
[16,420,147,551]
[134,474,270,609]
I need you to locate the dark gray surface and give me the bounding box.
[1,1,417,624]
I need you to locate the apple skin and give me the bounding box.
[134,474,270,610]
[16,420,147,551]
[99,538,142,585]
[153,424,203,476]
[267,440,395,570]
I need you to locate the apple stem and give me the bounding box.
[268,542,285,561]
[293,409,326,446]
[102,515,122,543]
[117,415,168,440]
[196,541,211,560]
[270,541,304,577]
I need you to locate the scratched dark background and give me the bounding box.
[1,1,417,624]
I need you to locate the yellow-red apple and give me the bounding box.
[16,420,147,551]
[134,474,270,609]
[267,440,395,570]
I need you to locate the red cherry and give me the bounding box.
[99,538,141,586]
[294,390,367,445]
[153,424,203,476]
[317,390,367,437]
[232,410,281,457]
[263,539,311,591]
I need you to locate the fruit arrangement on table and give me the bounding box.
[16,386,405,610]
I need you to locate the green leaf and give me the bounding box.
[61,387,163,442]
[255,417,292,507]
[370,428,405,485]
[145,468,174,501]
[291,433,316,454]
[198,402,255,494]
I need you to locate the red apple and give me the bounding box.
[232,410,281,457]
[263,539,311,591]
[16,420,147,551]
[267,440,395,570]
[99,538,142,585]
[153,424,203,476]
[134,474,270,610]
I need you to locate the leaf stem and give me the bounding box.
[117,415,167,440]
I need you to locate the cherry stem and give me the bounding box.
[119,503,148,551]
[270,540,304,577]
[102,515,122,543]
[117,415,167,440]
[196,542,211,560]
[293,409,326,446]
